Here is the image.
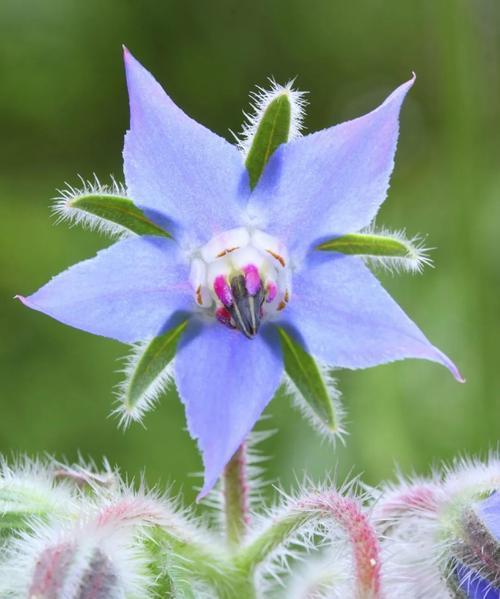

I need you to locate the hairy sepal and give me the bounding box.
[53,176,170,238]
[245,92,291,189]
[441,493,500,593]
[317,228,432,274]
[278,327,342,437]
[0,457,76,535]
[239,79,307,189]
[114,320,188,427]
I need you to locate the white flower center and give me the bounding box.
[189,227,291,338]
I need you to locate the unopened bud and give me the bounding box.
[76,549,120,599]
[27,540,122,599]
[376,457,500,598]
[29,542,74,597]
[449,492,500,597]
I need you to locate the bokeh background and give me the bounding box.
[1,0,499,505]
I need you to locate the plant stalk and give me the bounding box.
[223,443,250,548]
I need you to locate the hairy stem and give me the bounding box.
[224,443,250,548]
[237,491,381,598]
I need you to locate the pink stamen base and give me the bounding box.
[266,281,278,303]
[213,275,233,307]
[243,264,261,295]
[216,306,234,328]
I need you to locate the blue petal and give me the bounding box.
[455,563,500,599]
[247,78,414,258]
[18,236,192,343]
[477,492,500,541]
[279,252,462,380]
[123,48,250,248]
[175,320,283,498]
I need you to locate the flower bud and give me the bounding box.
[449,491,500,597]
[376,456,500,598]
[28,543,121,599]
[0,497,155,598]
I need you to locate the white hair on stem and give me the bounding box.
[247,477,378,597]
[52,174,131,239]
[201,425,276,533]
[235,78,308,156]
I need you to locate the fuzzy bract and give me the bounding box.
[18,48,462,497]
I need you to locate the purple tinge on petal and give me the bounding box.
[175,320,283,498]
[279,252,462,380]
[455,563,500,599]
[17,236,192,343]
[477,492,500,541]
[123,48,250,248]
[248,77,415,258]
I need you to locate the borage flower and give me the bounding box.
[18,49,462,497]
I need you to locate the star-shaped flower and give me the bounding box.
[18,49,462,497]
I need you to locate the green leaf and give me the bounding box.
[317,232,415,257]
[277,327,337,432]
[245,93,291,189]
[67,193,171,238]
[120,320,188,421]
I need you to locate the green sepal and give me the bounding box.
[0,510,35,533]
[277,327,337,432]
[0,488,61,533]
[146,526,241,599]
[317,232,413,257]
[245,93,291,189]
[121,320,188,417]
[68,193,171,238]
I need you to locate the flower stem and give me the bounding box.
[223,443,250,548]
[237,491,381,598]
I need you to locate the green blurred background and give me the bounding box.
[1,0,499,505]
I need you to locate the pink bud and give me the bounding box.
[372,482,443,529]
[29,542,74,597]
